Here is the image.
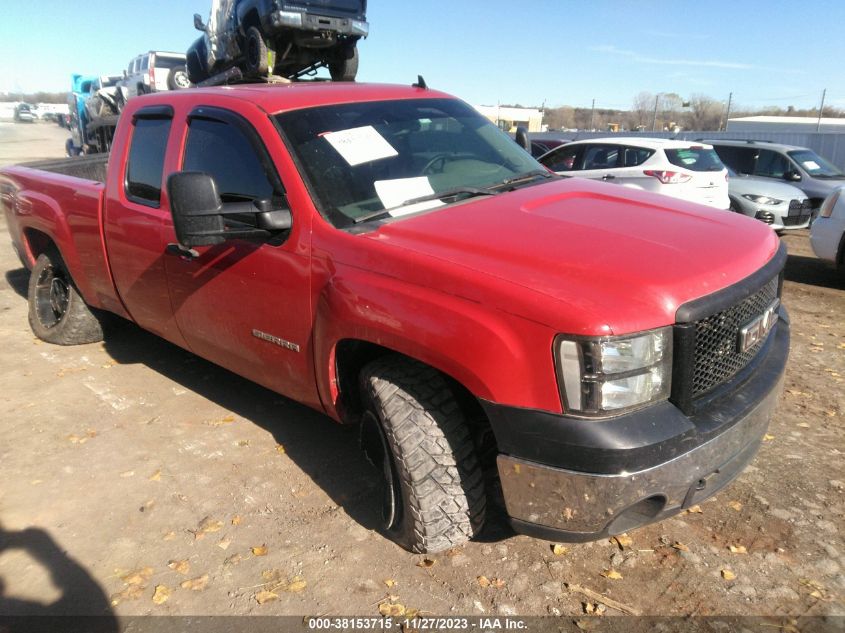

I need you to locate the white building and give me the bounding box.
[726,115,845,133]
[474,105,545,133]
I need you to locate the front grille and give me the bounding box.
[690,276,779,398]
[783,199,812,226]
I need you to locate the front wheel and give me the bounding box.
[359,356,486,553]
[28,252,104,345]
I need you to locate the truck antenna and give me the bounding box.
[413,75,428,90]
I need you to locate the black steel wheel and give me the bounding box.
[28,252,104,345]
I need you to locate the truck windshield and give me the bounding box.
[787,150,845,178]
[274,98,544,227]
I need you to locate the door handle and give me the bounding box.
[602,174,616,181]
[166,243,200,261]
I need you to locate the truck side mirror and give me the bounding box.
[167,171,226,247]
[167,171,292,247]
[515,126,531,153]
[194,13,207,32]
[784,170,802,182]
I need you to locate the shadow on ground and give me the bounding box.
[785,254,845,291]
[0,523,118,632]
[99,318,512,546]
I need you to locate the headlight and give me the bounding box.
[276,10,303,27]
[350,19,370,36]
[742,194,782,205]
[554,327,672,417]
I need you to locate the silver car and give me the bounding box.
[727,167,812,231]
[811,187,845,272]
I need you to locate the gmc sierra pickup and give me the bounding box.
[1,83,789,554]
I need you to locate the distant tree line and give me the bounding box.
[539,91,845,133]
[0,92,68,104]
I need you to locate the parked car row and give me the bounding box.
[531,135,844,234]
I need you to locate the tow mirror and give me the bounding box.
[515,126,531,153]
[167,171,291,247]
[784,170,801,182]
[194,13,207,31]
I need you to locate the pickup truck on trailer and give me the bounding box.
[1,83,789,553]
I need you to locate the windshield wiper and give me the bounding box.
[491,169,556,190]
[352,186,498,224]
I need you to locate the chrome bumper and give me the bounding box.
[497,356,784,540]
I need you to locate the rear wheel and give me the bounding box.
[28,252,104,345]
[329,46,359,82]
[359,356,486,553]
[244,26,269,77]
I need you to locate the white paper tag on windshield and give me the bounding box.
[323,126,398,166]
[374,177,445,218]
[803,160,820,171]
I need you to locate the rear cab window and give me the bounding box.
[125,107,174,207]
[664,146,724,172]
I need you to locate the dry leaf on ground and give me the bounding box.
[477,575,491,588]
[121,567,154,586]
[110,585,144,606]
[180,574,209,591]
[286,578,307,593]
[378,603,406,617]
[601,570,623,580]
[224,553,242,566]
[672,542,690,552]
[255,590,278,605]
[231,515,242,526]
[276,445,286,454]
[721,569,737,581]
[384,579,396,588]
[552,544,569,556]
[152,585,170,605]
[729,545,748,554]
[168,560,190,575]
[611,534,633,549]
[252,545,269,556]
[217,537,231,550]
[727,501,743,511]
[685,505,703,514]
[416,557,436,568]
[191,516,223,539]
[149,470,162,482]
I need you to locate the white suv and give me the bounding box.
[538,138,730,209]
[120,51,191,101]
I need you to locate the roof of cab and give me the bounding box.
[170,82,455,114]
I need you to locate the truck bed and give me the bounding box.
[19,154,109,184]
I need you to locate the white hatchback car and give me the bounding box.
[538,138,730,209]
[810,187,845,273]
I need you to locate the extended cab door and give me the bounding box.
[162,106,317,405]
[103,105,188,346]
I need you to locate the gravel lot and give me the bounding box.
[0,122,842,622]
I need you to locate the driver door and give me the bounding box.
[163,107,316,404]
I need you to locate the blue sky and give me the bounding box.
[0,0,842,111]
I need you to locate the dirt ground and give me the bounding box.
[0,122,842,623]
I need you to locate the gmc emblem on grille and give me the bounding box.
[738,299,780,353]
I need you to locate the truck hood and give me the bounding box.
[363,178,781,335]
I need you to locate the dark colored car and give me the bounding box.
[187,0,368,84]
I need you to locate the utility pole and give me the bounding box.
[817,88,827,132]
[651,94,660,132]
[722,92,733,131]
[589,99,595,131]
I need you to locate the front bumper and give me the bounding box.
[486,310,789,542]
[270,10,369,37]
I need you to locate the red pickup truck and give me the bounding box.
[1,83,788,554]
